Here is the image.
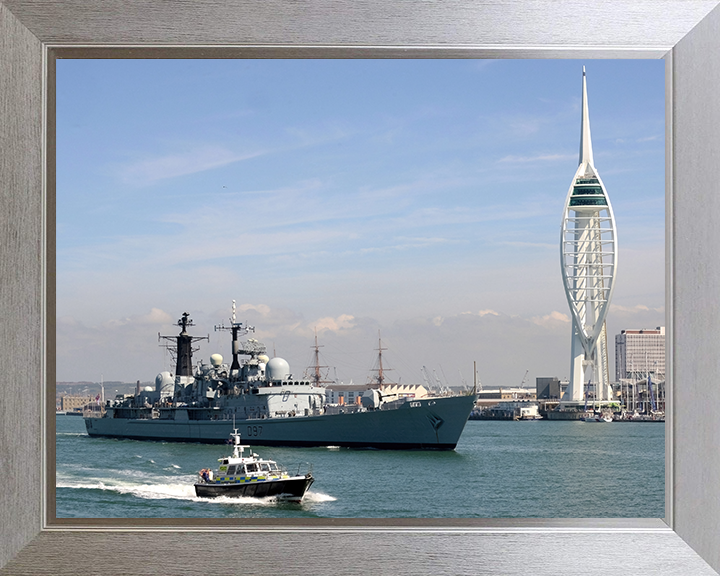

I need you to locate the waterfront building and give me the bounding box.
[559,68,618,407]
[615,327,666,413]
[615,327,666,381]
[325,383,428,404]
[536,377,567,400]
[476,388,536,401]
[60,395,94,412]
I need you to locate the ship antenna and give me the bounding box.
[214,299,250,372]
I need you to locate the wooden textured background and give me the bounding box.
[1,1,720,574]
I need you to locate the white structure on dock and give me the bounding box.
[559,68,618,407]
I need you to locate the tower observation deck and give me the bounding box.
[559,68,618,407]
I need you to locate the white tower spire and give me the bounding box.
[560,68,618,407]
[579,66,594,167]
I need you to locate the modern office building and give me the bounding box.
[615,327,666,381]
[559,68,618,406]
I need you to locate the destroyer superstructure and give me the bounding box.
[84,307,475,450]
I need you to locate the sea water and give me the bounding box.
[56,415,664,519]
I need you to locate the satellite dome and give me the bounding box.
[210,353,223,367]
[155,371,175,397]
[258,354,270,364]
[266,357,290,382]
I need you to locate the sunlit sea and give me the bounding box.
[56,415,664,519]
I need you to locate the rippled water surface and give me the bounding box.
[56,415,664,518]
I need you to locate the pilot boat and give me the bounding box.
[194,428,314,502]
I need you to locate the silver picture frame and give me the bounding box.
[2,1,720,574]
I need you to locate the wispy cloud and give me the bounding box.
[496,240,557,249]
[531,310,570,326]
[310,314,356,334]
[610,304,664,314]
[120,145,267,185]
[497,153,575,164]
[636,135,662,143]
[358,236,452,254]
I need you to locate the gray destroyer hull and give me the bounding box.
[85,394,475,450]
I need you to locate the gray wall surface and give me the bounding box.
[1,1,720,574]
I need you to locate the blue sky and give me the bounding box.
[56,58,665,387]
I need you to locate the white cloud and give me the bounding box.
[609,304,663,314]
[101,308,174,328]
[137,308,174,325]
[531,310,570,326]
[311,314,356,333]
[460,309,500,317]
[238,303,272,316]
[119,145,266,185]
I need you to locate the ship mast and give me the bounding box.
[370,331,393,387]
[158,312,208,376]
[214,300,256,372]
[306,328,333,386]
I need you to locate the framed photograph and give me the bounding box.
[52,57,666,521]
[2,1,720,574]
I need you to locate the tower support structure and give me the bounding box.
[560,68,618,408]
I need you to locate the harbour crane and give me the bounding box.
[520,369,529,390]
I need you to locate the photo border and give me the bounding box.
[2,1,719,574]
[45,46,668,528]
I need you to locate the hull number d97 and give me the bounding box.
[247,425,263,437]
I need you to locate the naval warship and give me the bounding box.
[84,310,476,450]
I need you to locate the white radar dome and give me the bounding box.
[210,353,223,367]
[258,354,270,364]
[155,371,175,397]
[266,357,290,382]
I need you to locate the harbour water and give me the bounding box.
[56,414,664,519]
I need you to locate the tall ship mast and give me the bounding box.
[305,329,334,387]
[369,332,393,387]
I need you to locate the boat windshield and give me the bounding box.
[246,463,259,473]
[259,463,270,472]
[269,462,280,471]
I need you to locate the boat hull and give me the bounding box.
[85,394,475,450]
[195,474,313,501]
